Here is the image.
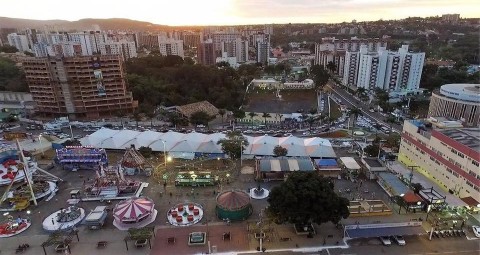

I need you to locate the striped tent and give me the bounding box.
[113,197,154,223]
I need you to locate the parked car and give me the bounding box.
[391,235,406,246]
[472,226,480,238]
[379,236,391,246]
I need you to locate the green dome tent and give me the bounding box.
[215,190,253,221]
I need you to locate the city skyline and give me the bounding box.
[1,0,479,26]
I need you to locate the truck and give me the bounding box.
[82,206,108,230]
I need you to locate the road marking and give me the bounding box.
[410,251,480,255]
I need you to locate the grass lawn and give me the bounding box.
[245,89,317,113]
[329,97,343,119]
[318,130,349,138]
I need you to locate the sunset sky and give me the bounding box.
[0,0,478,25]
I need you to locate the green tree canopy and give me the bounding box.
[217,131,249,160]
[310,65,330,88]
[190,110,215,127]
[138,146,153,158]
[273,145,288,157]
[267,172,349,225]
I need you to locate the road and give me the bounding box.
[328,235,480,255]
[254,235,480,255]
[326,83,403,133]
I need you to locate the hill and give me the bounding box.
[0,17,169,31]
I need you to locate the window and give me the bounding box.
[472,160,479,167]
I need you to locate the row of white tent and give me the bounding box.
[80,128,337,159]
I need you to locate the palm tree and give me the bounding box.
[248,112,257,127]
[115,110,125,128]
[277,113,284,128]
[146,110,156,128]
[348,108,362,136]
[133,110,142,128]
[218,109,226,124]
[261,112,271,126]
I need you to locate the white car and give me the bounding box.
[379,236,391,246]
[392,235,406,246]
[473,226,480,238]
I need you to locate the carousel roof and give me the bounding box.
[113,197,154,221]
[216,191,251,211]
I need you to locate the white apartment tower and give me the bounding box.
[158,37,184,58]
[7,33,30,52]
[99,41,137,61]
[221,38,249,63]
[344,45,425,94]
[315,37,388,76]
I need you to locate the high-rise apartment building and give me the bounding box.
[197,39,215,66]
[99,41,137,61]
[136,33,159,49]
[221,38,249,63]
[182,33,201,49]
[158,37,184,58]
[343,45,425,95]
[211,33,241,57]
[7,33,30,52]
[256,41,269,64]
[23,55,137,119]
[314,37,388,76]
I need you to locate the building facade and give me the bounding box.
[399,119,480,199]
[197,39,216,66]
[158,37,184,58]
[428,84,480,127]
[99,41,137,61]
[314,37,388,76]
[23,55,137,119]
[7,33,30,52]
[343,45,424,94]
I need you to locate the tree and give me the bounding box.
[133,110,142,128]
[218,109,226,124]
[248,112,257,127]
[267,172,349,226]
[411,183,423,194]
[326,61,336,73]
[217,131,249,160]
[273,145,288,157]
[385,116,397,132]
[363,144,380,157]
[190,111,215,128]
[0,45,18,53]
[347,108,362,136]
[310,65,330,88]
[167,112,183,128]
[261,112,271,126]
[138,146,153,158]
[146,110,156,128]
[115,110,125,127]
[306,116,316,130]
[232,109,246,120]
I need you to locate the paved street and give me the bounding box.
[326,82,403,132]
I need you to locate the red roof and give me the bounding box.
[216,191,251,210]
[461,196,480,207]
[403,191,423,204]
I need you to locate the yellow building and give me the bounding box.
[399,118,480,201]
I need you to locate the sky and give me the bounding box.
[0,0,479,26]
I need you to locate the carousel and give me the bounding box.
[42,206,86,232]
[120,146,153,176]
[0,215,31,238]
[167,202,204,227]
[113,197,157,230]
[0,147,36,186]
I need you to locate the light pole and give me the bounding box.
[160,140,167,169]
[38,135,44,156]
[240,139,243,167]
[69,125,74,139]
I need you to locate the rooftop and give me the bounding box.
[438,83,480,103]
[176,101,219,119]
[438,128,480,153]
[363,158,383,168]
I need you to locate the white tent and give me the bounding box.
[197,140,223,154]
[340,157,361,170]
[81,128,121,147]
[123,131,165,149]
[100,130,140,149]
[81,128,337,158]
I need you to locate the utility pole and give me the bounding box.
[409,166,418,187]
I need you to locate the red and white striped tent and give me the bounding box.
[113,197,156,228]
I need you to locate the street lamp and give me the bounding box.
[38,135,44,156]
[69,125,74,139]
[160,140,167,169]
[240,140,243,167]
